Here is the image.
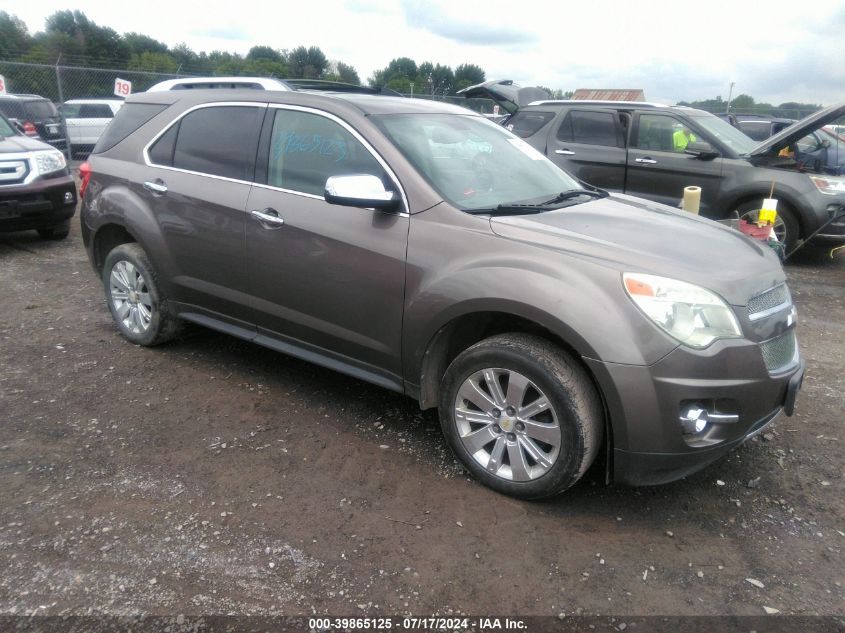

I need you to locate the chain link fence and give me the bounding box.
[0,60,181,102]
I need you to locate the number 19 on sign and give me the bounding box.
[114,78,132,97]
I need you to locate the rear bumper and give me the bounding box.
[0,174,77,231]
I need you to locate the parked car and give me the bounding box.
[0,111,76,239]
[60,99,123,157]
[146,76,402,95]
[794,127,845,176]
[459,80,845,251]
[80,89,803,498]
[717,113,795,141]
[0,94,67,150]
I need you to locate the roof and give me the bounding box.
[124,89,476,117]
[572,89,646,101]
[527,100,669,109]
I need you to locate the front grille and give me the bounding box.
[0,160,28,185]
[748,284,790,319]
[760,331,797,372]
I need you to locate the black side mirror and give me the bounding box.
[685,141,719,160]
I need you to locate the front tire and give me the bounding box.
[736,200,799,253]
[438,333,603,499]
[102,243,181,346]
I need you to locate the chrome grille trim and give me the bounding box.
[748,284,791,321]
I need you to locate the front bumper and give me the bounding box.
[0,174,77,232]
[586,337,804,486]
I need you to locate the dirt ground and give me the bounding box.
[0,215,843,622]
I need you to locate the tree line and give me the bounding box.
[678,94,822,119]
[0,9,492,96]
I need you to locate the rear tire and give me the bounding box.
[438,333,603,499]
[102,243,182,346]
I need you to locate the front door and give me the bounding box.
[625,112,724,214]
[245,106,409,388]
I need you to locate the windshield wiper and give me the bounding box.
[540,189,608,205]
[466,188,609,216]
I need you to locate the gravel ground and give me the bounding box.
[0,217,843,622]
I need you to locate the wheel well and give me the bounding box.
[729,193,803,237]
[418,312,585,410]
[92,224,137,273]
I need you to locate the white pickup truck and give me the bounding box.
[61,99,123,157]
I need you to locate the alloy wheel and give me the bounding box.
[109,260,153,334]
[453,368,561,482]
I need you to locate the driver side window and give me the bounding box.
[267,109,386,196]
[635,114,697,153]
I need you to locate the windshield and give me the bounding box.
[689,113,758,155]
[372,113,583,212]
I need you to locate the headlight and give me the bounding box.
[31,150,67,176]
[623,273,742,349]
[809,175,845,195]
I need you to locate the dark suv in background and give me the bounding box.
[80,89,802,499]
[0,94,67,151]
[461,80,845,251]
[0,112,76,239]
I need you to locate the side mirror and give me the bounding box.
[324,174,399,211]
[685,141,719,160]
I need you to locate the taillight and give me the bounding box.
[79,162,92,198]
[23,121,37,136]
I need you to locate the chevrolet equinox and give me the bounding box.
[80,90,804,498]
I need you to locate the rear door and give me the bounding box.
[625,112,724,213]
[545,108,627,191]
[244,105,409,387]
[142,102,265,324]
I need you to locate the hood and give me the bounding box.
[749,101,845,156]
[457,79,551,114]
[0,133,55,154]
[489,194,785,306]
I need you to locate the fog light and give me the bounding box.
[64,191,74,203]
[680,406,709,435]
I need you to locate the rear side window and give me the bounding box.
[0,101,26,119]
[505,111,556,138]
[557,110,623,147]
[266,108,385,196]
[93,103,168,153]
[78,104,115,118]
[23,100,58,118]
[150,105,264,181]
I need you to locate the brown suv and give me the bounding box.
[80,89,803,498]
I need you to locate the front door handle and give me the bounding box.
[635,157,658,164]
[143,180,168,194]
[555,149,575,156]
[251,208,285,229]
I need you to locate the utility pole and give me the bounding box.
[726,81,735,114]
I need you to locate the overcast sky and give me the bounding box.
[6,0,845,105]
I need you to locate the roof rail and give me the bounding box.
[527,99,671,108]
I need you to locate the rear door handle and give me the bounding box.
[555,149,575,156]
[143,180,167,194]
[635,157,658,164]
[251,208,285,228]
